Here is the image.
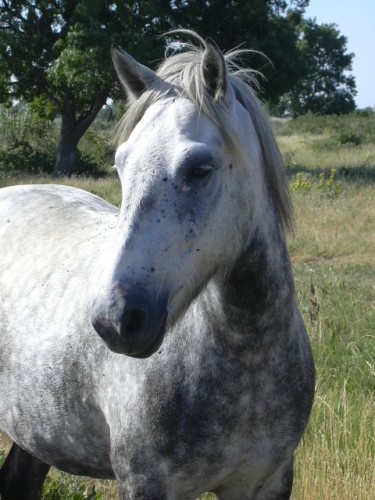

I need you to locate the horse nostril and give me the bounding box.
[120,308,147,337]
[91,287,168,357]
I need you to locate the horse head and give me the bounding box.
[91,33,290,357]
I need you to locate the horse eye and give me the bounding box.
[188,165,213,180]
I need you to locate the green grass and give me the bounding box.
[1,113,374,498]
[280,120,375,498]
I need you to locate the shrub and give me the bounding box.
[78,127,114,176]
[317,169,343,198]
[0,103,114,178]
[290,173,312,193]
[276,112,375,146]
[0,139,55,177]
[290,169,343,199]
[42,474,102,500]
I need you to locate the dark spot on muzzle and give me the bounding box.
[91,288,168,358]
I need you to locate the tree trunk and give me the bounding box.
[53,114,79,177]
[53,92,107,177]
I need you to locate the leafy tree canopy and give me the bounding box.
[164,0,310,103]
[0,0,170,175]
[275,20,356,116]
[0,1,357,174]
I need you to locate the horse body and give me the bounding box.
[0,185,116,478]
[0,33,314,499]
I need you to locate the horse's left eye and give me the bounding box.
[188,165,213,180]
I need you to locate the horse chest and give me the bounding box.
[109,375,288,498]
[119,354,293,480]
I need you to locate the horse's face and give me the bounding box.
[91,42,263,357]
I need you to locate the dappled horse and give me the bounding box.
[0,32,314,499]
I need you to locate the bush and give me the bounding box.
[290,169,343,199]
[42,474,102,500]
[0,139,55,177]
[0,103,58,177]
[276,112,375,146]
[0,103,115,178]
[77,126,114,176]
[74,151,111,178]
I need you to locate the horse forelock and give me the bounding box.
[116,33,293,234]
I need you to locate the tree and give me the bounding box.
[164,0,310,103]
[276,20,356,116]
[0,1,357,177]
[0,1,312,174]
[0,1,168,176]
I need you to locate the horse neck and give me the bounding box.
[206,211,295,351]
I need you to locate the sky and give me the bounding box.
[304,0,375,109]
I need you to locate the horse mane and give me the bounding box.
[116,31,293,233]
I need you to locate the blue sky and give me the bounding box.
[304,0,375,108]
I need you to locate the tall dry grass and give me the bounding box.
[280,123,375,499]
[293,391,374,499]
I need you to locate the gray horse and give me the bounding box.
[0,32,314,499]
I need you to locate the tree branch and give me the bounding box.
[75,90,107,139]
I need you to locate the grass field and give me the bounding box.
[0,114,374,499]
[279,121,375,499]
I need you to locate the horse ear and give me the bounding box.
[111,44,158,101]
[201,38,227,103]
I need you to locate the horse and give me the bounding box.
[0,31,314,499]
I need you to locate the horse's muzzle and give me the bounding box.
[91,287,168,358]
